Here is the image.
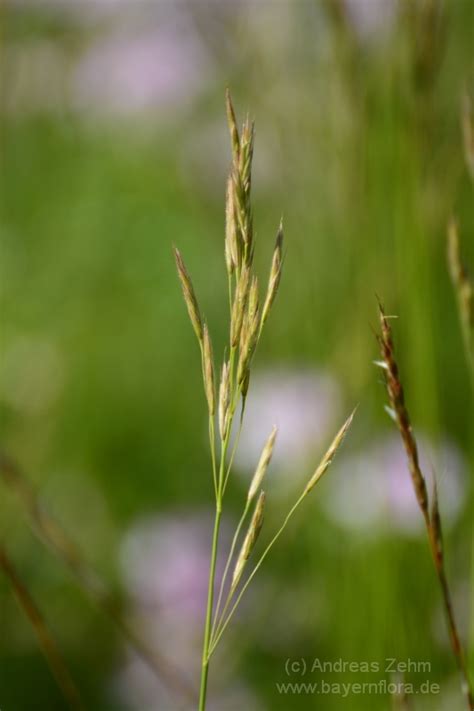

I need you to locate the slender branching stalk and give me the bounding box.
[174,91,355,710]
[208,410,355,656]
[0,545,84,710]
[0,452,195,702]
[377,302,474,711]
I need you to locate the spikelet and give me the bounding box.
[225,89,240,162]
[231,117,254,264]
[430,480,443,572]
[225,177,239,275]
[239,117,254,200]
[231,491,265,592]
[304,409,356,496]
[218,361,231,440]
[173,247,203,343]
[261,222,284,329]
[377,302,429,519]
[202,324,215,416]
[247,427,277,503]
[230,265,251,348]
[237,276,260,386]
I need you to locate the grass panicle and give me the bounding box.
[173,247,203,343]
[230,490,266,594]
[377,302,473,711]
[304,408,356,495]
[247,426,277,503]
[261,221,284,330]
[202,324,216,416]
[173,92,355,710]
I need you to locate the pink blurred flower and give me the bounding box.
[116,512,261,709]
[235,366,343,490]
[322,434,467,535]
[344,0,397,40]
[73,27,212,118]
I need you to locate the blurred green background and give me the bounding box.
[1,1,474,709]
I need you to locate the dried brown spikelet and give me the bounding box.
[202,324,215,416]
[304,409,356,496]
[377,303,429,519]
[430,480,443,572]
[247,427,277,503]
[231,491,265,592]
[173,247,203,343]
[261,222,284,329]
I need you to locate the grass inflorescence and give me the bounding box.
[174,91,355,710]
[376,302,474,711]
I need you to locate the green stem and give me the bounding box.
[223,416,244,495]
[210,500,250,644]
[199,506,222,711]
[210,491,306,656]
[199,365,235,709]
[209,416,218,500]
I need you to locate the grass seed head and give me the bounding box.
[173,247,203,343]
[377,302,430,518]
[248,427,277,502]
[231,491,265,592]
[218,361,231,440]
[225,89,240,163]
[430,479,444,571]
[261,221,284,328]
[304,409,356,496]
[225,176,240,275]
[237,276,260,386]
[203,324,215,416]
[230,264,251,348]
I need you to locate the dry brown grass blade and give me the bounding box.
[377,302,474,711]
[0,451,196,702]
[0,545,84,710]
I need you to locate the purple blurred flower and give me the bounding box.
[344,0,397,40]
[322,434,467,535]
[73,27,212,118]
[235,366,343,490]
[120,512,227,621]
[116,511,262,709]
